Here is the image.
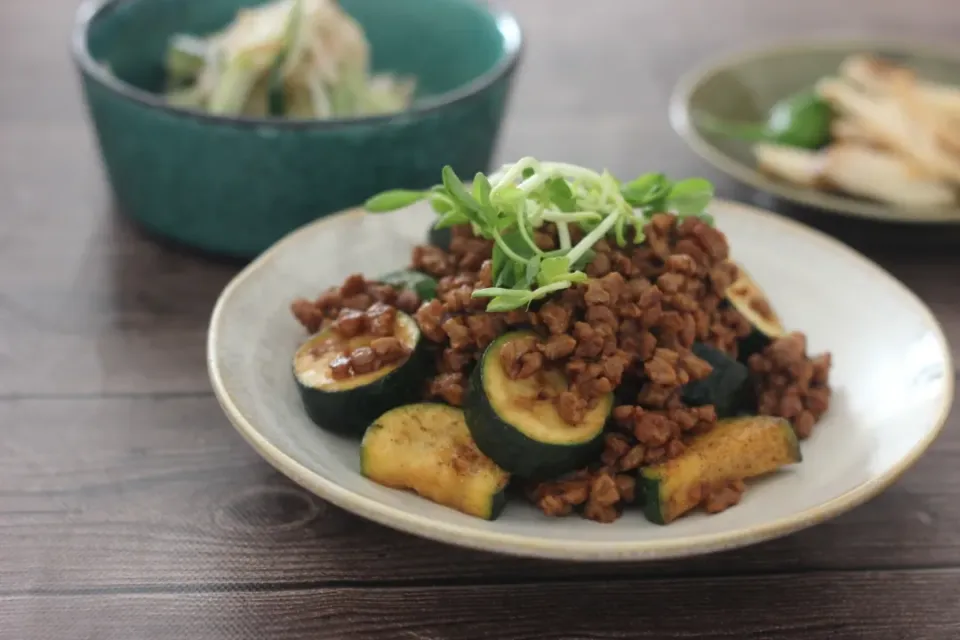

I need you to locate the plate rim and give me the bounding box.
[207,198,955,561]
[670,36,960,224]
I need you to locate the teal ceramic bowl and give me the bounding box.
[72,0,523,258]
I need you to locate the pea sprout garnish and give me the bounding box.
[365,158,714,312]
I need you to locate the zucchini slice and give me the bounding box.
[379,269,438,301]
[464,331,613,480]
[360,403,510,520]
[639,416,802,525]
[293,311,426,436]
[681,342,750,418]
[725,265,786,360]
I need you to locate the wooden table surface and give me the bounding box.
[3,0,960,638]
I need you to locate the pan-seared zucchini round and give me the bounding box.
[725,265,785,360]
[293,311,425,436]
[360,403,510,520]
[464,331,613,480]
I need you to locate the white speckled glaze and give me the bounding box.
[207,198,954,561]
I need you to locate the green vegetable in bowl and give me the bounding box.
[697,90,834,150]
[265,0,305,116]
[163,0,416,118]
[365,158,715,313]
[164,34,208,87]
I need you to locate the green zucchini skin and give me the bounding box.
[293,314,428,437]
[485,487,508,520]
[378,269,438,300]
[681,342,750,418]
[737,330,771,363]
[638,474,667,525]
[464,331,611,481]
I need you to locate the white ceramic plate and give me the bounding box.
[207,198,954,561]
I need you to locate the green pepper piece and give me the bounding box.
[698,90,834,150]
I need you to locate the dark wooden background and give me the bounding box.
[2,0,960,638]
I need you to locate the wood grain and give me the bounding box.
[1,392,959,591]
[4,570,960,639]
[4,0,960,636]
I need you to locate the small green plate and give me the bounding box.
[670,38,960,224]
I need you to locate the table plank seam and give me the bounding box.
[5,563,960,598]
[0,391,216,402]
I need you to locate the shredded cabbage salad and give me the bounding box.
[164,0,416,118]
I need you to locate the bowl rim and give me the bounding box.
[207,197,955,562]
[669,36,960,224]
[71,0,524,129]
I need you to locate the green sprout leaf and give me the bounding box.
[537,255,571,287]
[490,184,526,213]
[428,189,454,215]
[620,173,666,207]
[495,215,516,232]
[367,159,715,315]
[614,215,627,247]
[512,260,526,287]
[429,197,453,214]
[491,228,536,288]
[569,248,595,272]
[473,173,492,208]
[365,189,428,212]
[492,242,511,288]
[505,228,538,258]
[472,287,530,299]
[434,209,469,229]
[520,255,541,289]
[666,178,714,215]
[473,287,532,312]
[545,177,578,212]
[486,296,526,312]
[441,165,487,228]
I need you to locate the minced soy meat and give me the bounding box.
[748,332,832,439]
[291,216,833,523]
[291,273,421,334]
[294,281,413,381]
